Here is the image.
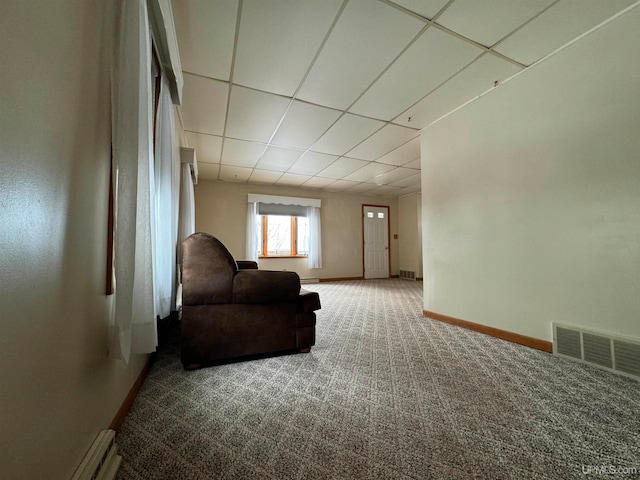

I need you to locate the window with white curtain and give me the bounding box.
[246,194,322,268]
[109,0,182,363]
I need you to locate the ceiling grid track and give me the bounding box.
[173,0,639,196]
[252,0,351,184]
[217,0,245,182]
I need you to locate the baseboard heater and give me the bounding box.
[553,323,640,380]
[70,429,121,480]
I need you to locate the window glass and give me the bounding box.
[266,215,291,255]
[259,214,310,257]
[377,212,385,219]
[367,212,374,218]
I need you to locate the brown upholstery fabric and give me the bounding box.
[180,233,320,369]
[233,270,300,304]
[182,233,236,305]
[236,260,258,270]
[298,288,322,312]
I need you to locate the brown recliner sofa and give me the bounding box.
[180,232,320,370]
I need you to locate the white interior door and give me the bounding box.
[363,205,389,279]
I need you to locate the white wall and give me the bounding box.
[194,180,400,280]
[0,2,149,478]
[421,7,640,342]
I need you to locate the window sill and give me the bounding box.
[259,255,309,259]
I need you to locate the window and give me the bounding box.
[259,215,309,257]
[247,194,322,268]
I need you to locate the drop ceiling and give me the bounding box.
[172,0,636,197]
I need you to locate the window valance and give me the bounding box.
[247,194,321,208]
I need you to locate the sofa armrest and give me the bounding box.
[298,289,321,312]
[233,270,300,304]
[236,260,258,270]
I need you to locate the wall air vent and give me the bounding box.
[553,323,640,381]
[399,270,416,281]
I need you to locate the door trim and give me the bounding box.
[362,204,391,279]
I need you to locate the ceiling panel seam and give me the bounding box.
[487,0,562,65]
[250,0,350,181]
[219,0,244,181]
[423,0,640,130]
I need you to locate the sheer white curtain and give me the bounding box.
[177,163,195,258]
[109,0,157,363]
[307,206,323,269]
[175,163,195,311]
[246,202,259,261]
[153,75,178,319]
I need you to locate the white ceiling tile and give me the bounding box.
[221,138,265,168]
[233,0,343,96]
[325,179,361,192]
[276,173,312,187]
[364,185,404,196]
[398,186,422,195]
[172,0,238,80]
[390,174,422,188]
[347,182,379,194]
[181,74,228,135]
[343,162,396,182]
[302,177,337,189]
[288,152,338,176]
[255,146,303,171]
[494,0,636,65]
[395,54,522,128]
[350,28,482,120]
[296,0,425,109]
[249,169,282,184]
[185,132,222,164]
[196,162,220,181]
[225,86,291,142]
[391,0,451,19]
[219,165,253,182]
[403,158,421,169]
[311,114,385,156]
[317,157,369,179]
[377,138,421,166]
[373,167,417,185]
[346,124,419,160]
[436,0,555,47]
[271,101,342,150]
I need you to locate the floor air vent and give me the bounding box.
[399,270,416,280]
[70,429,121,480]
[553,323,640,380]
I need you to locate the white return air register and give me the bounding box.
[553,323,640,380]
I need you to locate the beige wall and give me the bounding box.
[194,180,399,280]
[398,193,423,279]
[420,8,640,342]
[0,2,148,478]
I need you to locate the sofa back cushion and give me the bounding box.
[182,233,237,305]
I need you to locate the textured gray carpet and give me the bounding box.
[116,279,640,479]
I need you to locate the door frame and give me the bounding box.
[362,204,391,279]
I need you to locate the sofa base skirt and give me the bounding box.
[181,303,315,369]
